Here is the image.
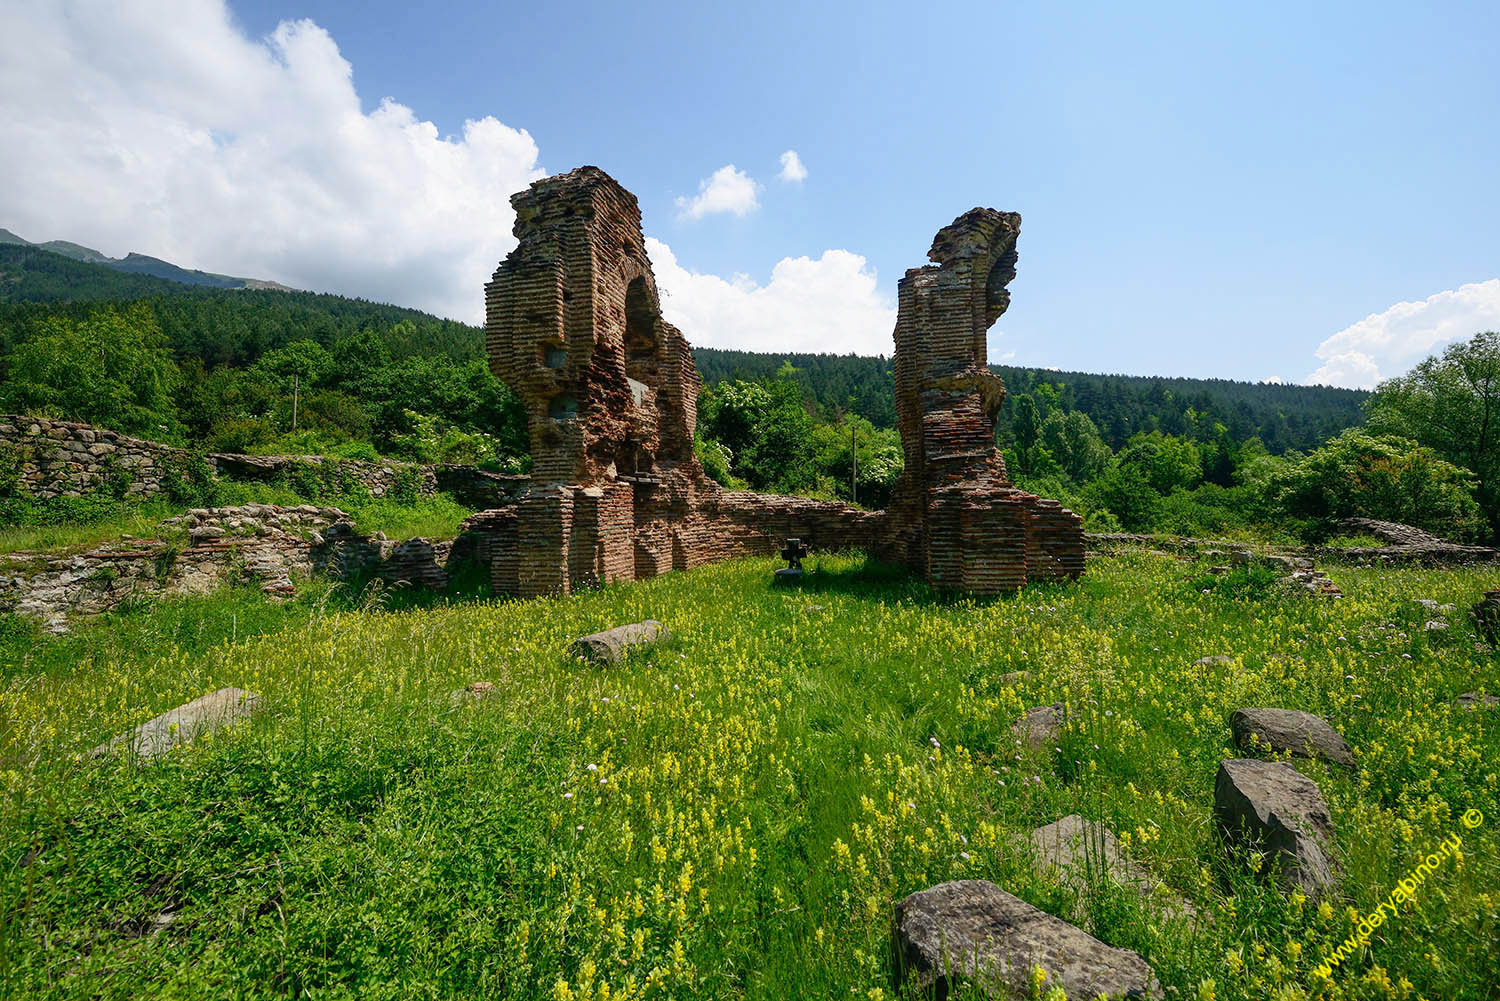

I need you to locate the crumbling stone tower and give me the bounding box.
[484,166,1079,598]
[877,209,1085,592]
[485,167,703,596]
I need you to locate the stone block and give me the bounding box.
[91,687,262,760]
[1214,759,1336,899]
[569,620,669,665]
[892,879,1161,999]
[1230,708,1354,766]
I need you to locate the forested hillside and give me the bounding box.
[694,348,1368,454]
[15,239,1493,549]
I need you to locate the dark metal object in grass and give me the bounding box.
[775,538,808,584]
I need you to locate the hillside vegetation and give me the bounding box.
[2,552,1496,999]
[6,242,1500,548]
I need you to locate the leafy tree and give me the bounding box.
[1082,464,1163,532]
[1116,431,1203,494]
[809,415,903,508]
[0,304,182,439]
[251,339,334,391]
[1279,430,1482,541]
[698,377,816,493]
[1038,410,1112,483]
[1369,331,1500,538]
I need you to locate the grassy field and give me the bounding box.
[1,553,1497,1000]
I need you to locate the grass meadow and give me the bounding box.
[1,552,1497,1000]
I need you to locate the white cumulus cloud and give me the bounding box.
[674,165,761,220]
[0,0,544,323]
[778,150,808,183]
[645,237,896,355]
[1305,279,1500,389]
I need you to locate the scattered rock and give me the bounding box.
[450,680,497,707]
[1012,702,1066,750]
[1194,655,1234,668]
[998,670,1031,687]
[1455,691,1499,710]
[892,879,1162,1000]
[569,620,670,666]
[1030,815,1195,920]
[1229,708,1355,766]
[1214,759,1336,899]
[1424,619,1449,632]
[1472,590,1500,644]
[91,687,261,760]
[1284,566,1343,598]
[1413,598,1454,613]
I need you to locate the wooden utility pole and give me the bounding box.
[851,424,857,505]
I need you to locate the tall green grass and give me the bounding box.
[1,554,1495,999]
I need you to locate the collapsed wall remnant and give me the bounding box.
[484,167,876,598]
[483,166,1082,597]
[873,209,1084,592]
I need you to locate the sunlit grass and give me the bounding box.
[0,553,1495,999]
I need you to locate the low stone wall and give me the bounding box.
[0,415,530,506]
[1087,528,1500,567]
[0,416,197,499]
[0,503,487,631]
[207,452,437,498]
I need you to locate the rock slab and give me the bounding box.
[892,879,1162,999]
[91,687,261,760]
[1031,815,1195,920]
[569,620,670,665]
[1229,708,1355,766]
[1214,758,1336,899]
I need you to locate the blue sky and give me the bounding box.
[3,0,1497,386]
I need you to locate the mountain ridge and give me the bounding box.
[0,228,294,292]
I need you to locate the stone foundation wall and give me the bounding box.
[0,416,529,506]
[0,416,198,499]
[0,503,501,631]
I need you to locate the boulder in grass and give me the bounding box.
[892,879,1162,999]
[1214,759,1336,899]
[91,687,261,760]
[1455,691,1499,710]
[1194,655,1234,668]
[569,620,670,665]
[1011,702,1066,750]
[1229,708,1355,766]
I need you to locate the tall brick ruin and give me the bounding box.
[484,167,876,598]
[875,209,1086,590]
[483,166,1082,598]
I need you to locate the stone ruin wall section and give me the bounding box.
[482,166,1083,599]
[484,168,877,598]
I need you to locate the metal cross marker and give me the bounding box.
[780,538,808,571]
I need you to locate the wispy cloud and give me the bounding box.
[674,165,761,219]
[778,150,808,183]
[1306,279,1500,389]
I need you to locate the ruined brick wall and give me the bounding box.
[874,210,1085,593]
[484,167,873,598]
[483,167,1081,598]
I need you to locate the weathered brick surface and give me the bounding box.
[874,210,1085,594]
[484,167,876,598]
[484,167,1081,597]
